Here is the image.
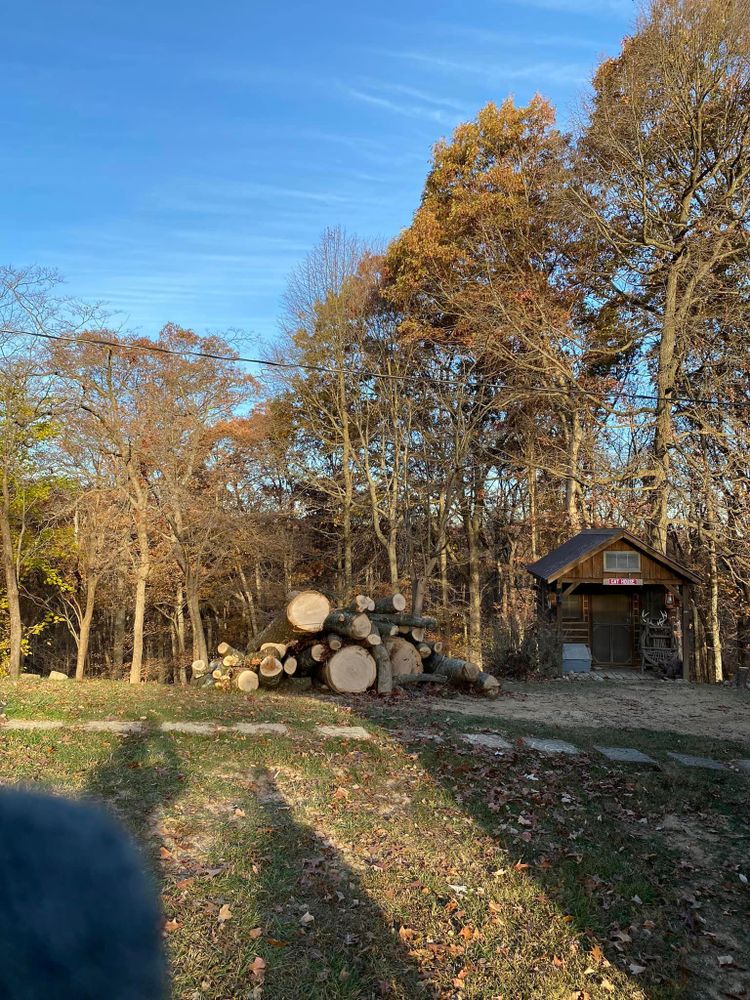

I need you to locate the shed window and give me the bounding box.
[562,593,583,619]
[604,550,641,572]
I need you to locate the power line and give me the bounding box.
[5,325,750,410]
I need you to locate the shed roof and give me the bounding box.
[526,527,700,585]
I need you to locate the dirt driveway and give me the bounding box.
[438,678,750,745]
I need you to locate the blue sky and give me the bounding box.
[3,0,633,345]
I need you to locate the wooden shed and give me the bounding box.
[527,528,700,676]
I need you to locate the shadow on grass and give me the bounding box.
[172,765,429,999]
[84,726,185,875]
[84,731,428,998]
[387,713,750,998]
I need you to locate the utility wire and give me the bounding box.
[5,326,750,410]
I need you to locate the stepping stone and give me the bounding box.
[667,752,728,771]
[317,725,371,741]
[595,745,657,766]
[523,736,580,755]
[1,719,66,730]
[734,759,750,774]
[83,721,143,733]
[160,721,218,734]
[462,733,512,753]
[234,723,289,736]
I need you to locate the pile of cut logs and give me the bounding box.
[192,589,500,697]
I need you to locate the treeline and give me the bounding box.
[2,0,749,683]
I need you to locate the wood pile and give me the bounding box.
[195,589,500,698]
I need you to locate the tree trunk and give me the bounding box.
[130,516,150,684]
[463,503,483,667]
[0,501,22,680]
[650,268,680,553]
[565,407,583,532]
[175,582,187,684]
[74,575,99,681]
[112,588,126,678]
[706,530,723,683]
[186,579,208,667]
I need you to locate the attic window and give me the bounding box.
[604,550,641,572]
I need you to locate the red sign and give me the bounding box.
[604,577,641,586]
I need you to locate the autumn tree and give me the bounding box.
[575,0,750,552]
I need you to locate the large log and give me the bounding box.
[246,590,331,653]
[323,611,371,639]
[259,655,283,687]
[384,637,423,677]
[424,652,499,696]
[235,669,260,693]
[372,594,407,613]
[287,590,331,631]
[321,646,377,693]
[369,612,437,630]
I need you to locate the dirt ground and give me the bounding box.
[438,677,750,745]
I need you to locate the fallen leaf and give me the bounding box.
[217,904,233,923]
[164,918,181,933]
[332,787,350,800]
[590,944,604,964]
[628,963,646,975]
[250,956,266,980]
[300,911,315,926]
[249,927,263,939]
[717,955,734,966]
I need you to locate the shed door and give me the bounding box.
[591,594,632,666]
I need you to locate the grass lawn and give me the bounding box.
[0,678,748,999]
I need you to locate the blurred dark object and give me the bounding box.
[0,789,168,999]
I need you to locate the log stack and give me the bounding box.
[207,589,500,698]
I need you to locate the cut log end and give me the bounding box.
[236,669,260,693]
[286,590,332,632]
[259,655,283,678]
[384,637,423,677]
[322,646,377,694]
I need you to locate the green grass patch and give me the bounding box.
[0,681,747,998]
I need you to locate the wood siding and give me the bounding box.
[561,539,683,585]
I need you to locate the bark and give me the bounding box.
[706,530,723,683]
[74,575,99,681]
[112,593,126,678]
[130,515,150,684]
[175,583,187,684]
[0,501,22,680]
[186,576,208,667]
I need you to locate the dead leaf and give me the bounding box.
[164,918,181,933]
[217,904,233,923]
[250,956,266,981]
[590,944,604,964]
[249,927,263,939]
[333,786,350,800]
[300,911,315,926]
[717,955,734,966]
[628,963,646,975]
